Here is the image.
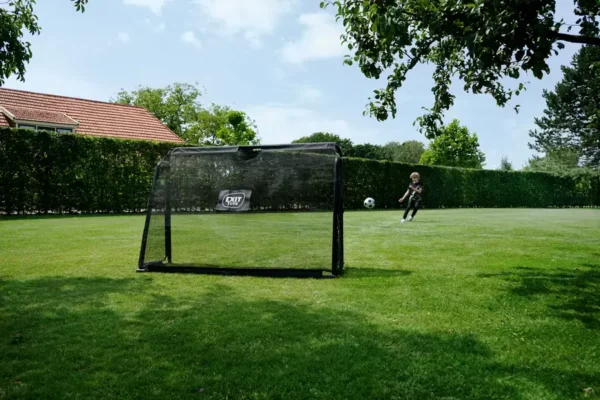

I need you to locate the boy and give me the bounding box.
[398,172,423,223]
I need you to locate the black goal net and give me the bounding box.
[138,143,344,277]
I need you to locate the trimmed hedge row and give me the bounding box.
[1,128,598,215]
[344,158,600,209]
[0,128,176,214]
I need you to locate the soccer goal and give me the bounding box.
[137,143,344,278]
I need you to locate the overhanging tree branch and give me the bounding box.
[554,32,600,46]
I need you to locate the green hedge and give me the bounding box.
[0,128,177,214]
[1,128,598,215]
[344,158,600,209]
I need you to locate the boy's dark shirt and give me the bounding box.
[409,181,423,201]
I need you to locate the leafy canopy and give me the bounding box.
[184,104,260,146]
[529,45,600,168]
[419,119,486,168]
[0,0,89,86]
[293,132,355,156]
[322,0,600,137]
[382,140,425,163]
[113,82,259,146]
[499,156,514,171]
[293,132,425,161]
[113,82,203,138]
[523,147,581,174]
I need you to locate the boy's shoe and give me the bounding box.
[401,219,406,223]
[408,216,414,222]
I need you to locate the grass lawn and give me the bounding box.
[1,209,599,400]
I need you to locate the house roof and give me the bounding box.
[0,88,184,143]
[1,105,79,126]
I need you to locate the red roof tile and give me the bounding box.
[0,112,9,127]
[0,88,184,143]
[2,105,79,125]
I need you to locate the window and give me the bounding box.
[37,126,56,133]
[16,124,73,133]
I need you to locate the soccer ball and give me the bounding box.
[364,197,375,209]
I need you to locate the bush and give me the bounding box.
[343,157,600,209]
[0,128,176,215]
[1,128,598,215]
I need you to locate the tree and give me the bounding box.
[292,132,355,156]
[322,0,600,136]
[499,156,514,171]
[113,83,259,146]
[383,140,425,163]
[183,104,260,146]
[529,45,600,168]
[351,143,388,160]
[523,148,581,174]
[112,82,203,138]
[419,119,485,168]
[0,0,89,86]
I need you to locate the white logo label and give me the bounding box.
[223,193,246,209]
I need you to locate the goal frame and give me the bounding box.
[137,143,344,278]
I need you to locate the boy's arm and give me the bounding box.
[399,189,410,202]
[409,185,423,193]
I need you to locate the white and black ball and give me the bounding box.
[364,197,375,209]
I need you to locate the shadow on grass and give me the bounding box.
[480,264,600,329]
[0,277,598,400]
[0,213,145,221]
[342,267,413,278]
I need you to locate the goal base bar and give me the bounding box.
[137,264,336,278]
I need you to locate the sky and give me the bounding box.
[3,0,583,169]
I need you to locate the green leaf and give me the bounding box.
[515,50,524,62]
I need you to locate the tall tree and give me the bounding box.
[112,82,203,138]
[184,104,260,146]
[351,143,388,160]
[293,132,355,156]
[419,119,486,169]
[529,45,600,168]
[0,0,89,86]
[523,148,581,174]
[322,0,600,136]
[383,140,425,163]
[113,83,259,145]
[499,156,514,171]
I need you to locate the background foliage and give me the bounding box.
[528,45,600,168]
[112,82,259,146]
[1,128,598,215]
[293,132,425,162]
[0,128,174,215]
[344,157,599,210]
[323,0,600,135]
[0,0,89,86]
[419,119,486,169]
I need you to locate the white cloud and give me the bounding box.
[117,32,131,44]
[281,12,344,64]
[181,31,202,49]
[245,104,373,145]
[294,85,324,104]
[138,18,166,33]
[124,0,171,15]
[273,67,286,80]
[192,0,296,47]
[243,31,263,49]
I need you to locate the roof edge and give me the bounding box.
[0,87,147,111]
[0,106,16,121]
